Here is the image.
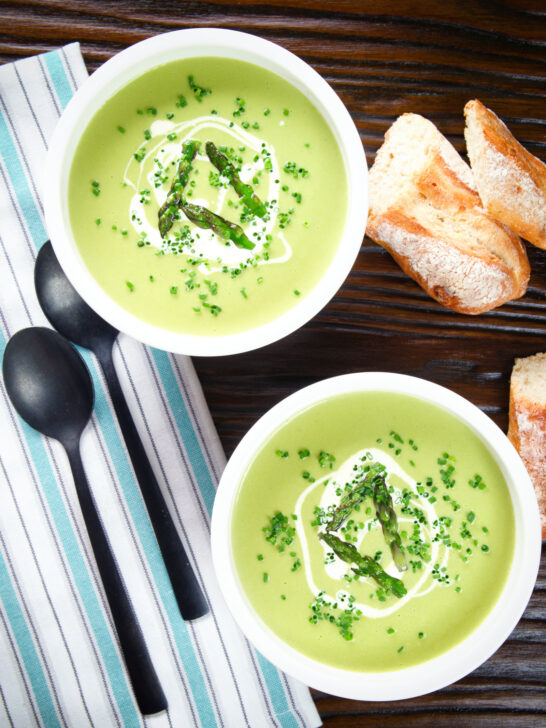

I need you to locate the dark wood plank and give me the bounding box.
[1,1,544,725]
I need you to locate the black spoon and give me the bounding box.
[2,327,167,715]
[35,241,208,622]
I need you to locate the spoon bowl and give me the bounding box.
[3,326,93,445]
[35,241,117,352]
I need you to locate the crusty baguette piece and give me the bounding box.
[367,113,530,314]
[508,353,546,539]
[464,99,546,250]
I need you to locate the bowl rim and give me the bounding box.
[43,27,368,356]
[210,372,541,701]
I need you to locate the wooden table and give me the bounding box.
[1,1,544,725]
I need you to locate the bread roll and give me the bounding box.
[508,353,546,539]
[464,99,546,250]
[367,113,530,314]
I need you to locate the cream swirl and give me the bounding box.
[294,448,449,618]
[123,115,292,272]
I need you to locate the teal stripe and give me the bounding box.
[78,348,216,727]
[37,50,216,726]
[0,331,142,728]
[150,349,302,727]
[150,349,217,515]
[256,653,300,728]
[0,548,62,728]
[0,108,47,246]
[43,50,73,109]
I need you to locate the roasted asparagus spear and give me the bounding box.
[158,139,201,237]
[373,477,407,571]
[206,141,267,218]
[320,532,407,598]
[181,201,255,250]
[327,462,386,532]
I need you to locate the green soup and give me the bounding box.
[68,57,348,336]
[232,391,515,672]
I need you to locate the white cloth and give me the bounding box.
[0,42,321,728]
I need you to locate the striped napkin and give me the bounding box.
[0,43,322,728]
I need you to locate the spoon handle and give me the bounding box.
[96,342,209,621]
[65,441,167,715]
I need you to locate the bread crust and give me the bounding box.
[369,211,527,315]
[464,99,546,249]
[508,353,546,539]
[368,116,530,314]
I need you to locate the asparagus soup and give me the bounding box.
[232,390,515,672]
[68,57,348,336]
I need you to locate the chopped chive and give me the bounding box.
[134,147,146,163]
[188,75,211,103]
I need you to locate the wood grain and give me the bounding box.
[1,1,544,725]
